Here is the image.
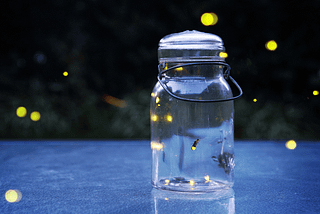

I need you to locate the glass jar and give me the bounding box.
[151,30,242,192]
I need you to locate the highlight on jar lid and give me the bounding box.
[158,30,226,62]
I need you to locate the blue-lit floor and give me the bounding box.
[0,140,319,213]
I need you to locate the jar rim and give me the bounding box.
[158,30,226,62]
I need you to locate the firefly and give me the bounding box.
[191,139,199,151]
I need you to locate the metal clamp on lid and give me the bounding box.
[157,62,243,102]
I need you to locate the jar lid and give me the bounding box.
[158,30,226,62]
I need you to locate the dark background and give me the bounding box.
[1,0,319,140]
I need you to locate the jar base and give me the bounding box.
[152,177,233,193]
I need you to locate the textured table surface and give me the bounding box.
[0,140,319,213]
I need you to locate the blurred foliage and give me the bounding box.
[0,0,320,140]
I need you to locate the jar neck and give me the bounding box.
[159,62,224,79]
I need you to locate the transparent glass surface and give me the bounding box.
[158,30,225,63]
[151,64,234,192]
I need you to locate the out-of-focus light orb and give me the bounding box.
[201,13,218,26]
[189,180,195,186]
[219,52,228,58]
[175,67,183,71]
[253,98,258,102]
[30,111,41,121]
[63,71,68,76]
[16,106,27,117]
[150,141,163,151]
[33,51,47,64]
[166,115,173,122]
[204,175,210,181]
[155,97,160,104]
[285,140,297,150]
[5,190,22,203]
[103,94,128,108]
[151,92,156,97]
[313,90,319,96]
[151,114,158,122]
[265,40,278,51]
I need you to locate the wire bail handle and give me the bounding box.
[157,61,243,102]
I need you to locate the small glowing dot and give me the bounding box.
[201,13,218,26]
[155,97,160,104]
[150,141,163,151]
[253,98,257,102]
[204,175,210,181]
[165,179,170,185]
[5,190,22,203]
[165,198,169,201]
[313,90,319,96]
[219,52,228,58]
[175,67,183,71]
[30,111,41,121]
[191,146,196,151]
[285,140,297,150]
[189,180,195,186]
[151,92,156,97]
[166,115,173,122]
[151,114,158,122]
[63,71,68,76]
[16,106,27,117]
[265,40,277,51]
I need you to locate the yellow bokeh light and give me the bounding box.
[175,67,183,71]
[253,98,257,102]
[30,111,41,121]
[150,141,163,151]
[151,114,158,122]
[201,13,218,26]
[155,97,160,104]
[204,175,210,181]
[285,140,297,150]
[265,40,278,51]
[166,115,173,122]
[165,198,169,201]
[189,180,195,186]
[165,179,170,185]
[63,71,68,76]
[151,92,156,97]
[219,52,228,58]
[16,106,27,117]
[5,190,22,203]
[313,90,319,96]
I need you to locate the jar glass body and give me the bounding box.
[151,63,234,192]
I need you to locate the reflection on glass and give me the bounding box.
[151,188,235,214]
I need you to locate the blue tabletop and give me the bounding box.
[0,140,320,213]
